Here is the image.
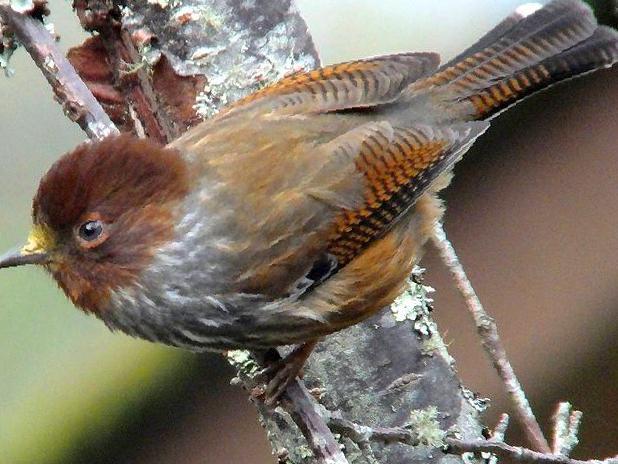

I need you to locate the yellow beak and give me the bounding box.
[0,228,52,269]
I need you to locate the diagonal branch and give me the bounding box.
[0,3,117,140]
[431,222,551,453]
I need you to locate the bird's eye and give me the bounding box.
[75,216,108,248]
[79,220,103,241]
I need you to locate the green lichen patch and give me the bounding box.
[406,406,446,448]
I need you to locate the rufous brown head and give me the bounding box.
[0,134,191,314]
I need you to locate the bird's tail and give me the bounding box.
[410,0,618,120]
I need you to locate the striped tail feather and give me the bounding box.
[440,3,545,70]
[409,0,618,120]
[469,26,618,119]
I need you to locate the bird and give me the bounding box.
[1,0,616,403]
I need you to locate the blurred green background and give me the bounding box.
[1,1,617,463]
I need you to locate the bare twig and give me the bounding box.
[327,410,422,447]
[551,402,583,456]
[0,3,117,140]
[431,222,551,453]
[488,413,510,464]
[491,413,510,442]
[325,411,617,464]
[447,439,618,464]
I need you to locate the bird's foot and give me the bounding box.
[253,340,317,406]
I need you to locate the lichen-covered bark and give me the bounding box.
[301,276,486,463]
[118,0,319,121]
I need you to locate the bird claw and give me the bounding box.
[252,341,317,406]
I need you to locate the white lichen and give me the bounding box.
[226,349,260,375]
[148,0,169,7]
[42,55,57,73]
[172,4,223,28]
[391,266,435,337]
[192,12,315,118]
[420,333,443,355]
[9,0,35,13]
[460,386,491,413]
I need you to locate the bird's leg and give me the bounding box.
[256,340,318,406]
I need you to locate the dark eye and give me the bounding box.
[75,214,109,249]
[79,220,103,241]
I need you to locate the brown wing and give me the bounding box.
[191,115,487,300]
[318,121,488,271]
[219,53,440,116]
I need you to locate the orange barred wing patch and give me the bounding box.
[222,53,440,116]
[325,122,488,266]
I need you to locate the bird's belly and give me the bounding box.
[103,190,445,351]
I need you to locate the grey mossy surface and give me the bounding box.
[87,1,486,462]
[120,0,318,118]
[302,274,487,463]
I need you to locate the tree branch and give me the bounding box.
[551,402,583,456]
[446,439,618,464]
[0,2,117,140]
[323,412,618,464]
[431,222,551,453]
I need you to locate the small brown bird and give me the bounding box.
[1,0,617,401]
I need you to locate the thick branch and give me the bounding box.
[0,3,117,140]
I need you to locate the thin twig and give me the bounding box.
[488,413,511,464]
[327,410,422,447]
[0,3,117,140]
[325,412,617,464]
[551,402,583,456]
[447,439,618,464]
[431,222,551,453]
[491,413,510,442]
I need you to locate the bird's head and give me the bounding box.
[0,134,191,314]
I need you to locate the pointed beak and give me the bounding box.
[0,230,52,270]
[0,248,50,269]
